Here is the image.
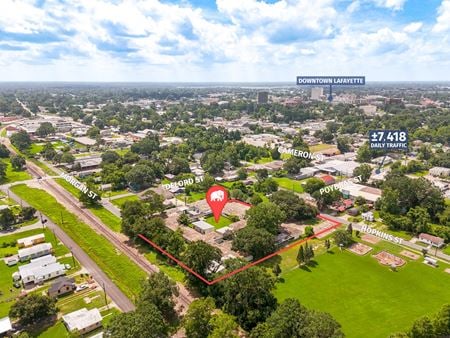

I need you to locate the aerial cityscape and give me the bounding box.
[0,1,449,338]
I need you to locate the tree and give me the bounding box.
[167,156,190,175]
[131,135,160,155]
[434,304,450,336]
[256,169,269,180]
[87,126,100,139]
[42,142,56,161]
[245,202,285,235]
[78,182,101,207]
[409,316,435,338]
[407,206,431,234]
[303,177,326,194]
[269,190,318,221]
[106,300,168,338]
[9,294,57,325]
[336,136,351,153]
[272,264,281,277]
[182,241,221,280]
[183,297,215,338]
[178,213,190,226]
[61,152,75,164]
[0,144,10,158]
[250,298,343,338]
[139,272,178,320]
[271,147,281,160]
[325,239,331,251]
[356,143,372,163]
[10,155,26,170]
[36,122,55,137]
[333,230,353,247]
[0,208,15,229]
[221,266,276,330]
[347,223,353,235]
[142,190,165,214]
[10,130,31,151]
[19,206,36,221]
[232,227,276,259]
[297,245,305,266]
[304,226,314,237]
[312,189,342,210]
[0,161,6,180]
[101,150,121,165]
[353,164,372,183]
[209,312,239,338]
[249,194,263,205]
[237,168,247,180]
[125,164,155,191]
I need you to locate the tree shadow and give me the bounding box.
[300,265,311,272]
[326,250,335,254]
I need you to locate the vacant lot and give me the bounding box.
[272,177,305,193]
[0,158,32,183]
[11,185,146,299]
[274,241,450,338]
[205,215,233,229]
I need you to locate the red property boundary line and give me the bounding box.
[138,213,342,285]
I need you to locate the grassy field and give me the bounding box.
[144,251,185,283]
[55,178,122,232]
[309,144,336,152]
[205,215,233,229]
[11,185,146,300]
[111,195,140,208]
[175,191,205,204]
[57,289,110,314]
[273,177,305,193]
[0,158,32,183]
[30,159,57,176]
[443,246,450,255]
[274,239,450,338]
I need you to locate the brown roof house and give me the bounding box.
[48,277,76,298]
[418,233,445,248]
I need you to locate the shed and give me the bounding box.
[192,220,214,234]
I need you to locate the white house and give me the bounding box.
[429,167,450,177]
[0,317,12,336]
[19,255,65,285]
[418,233,445,248]
[63,308,102,335]
[18,243,53,261]
[361,211,374,222]
[192,220,215,234]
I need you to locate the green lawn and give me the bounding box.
[309,143,336,152]
[175,192,205,204]
[144,251,185,283]
[111,195,139,208]
[442,246,450,255]
[274,241,450,338]
[204,215,233,229]
[102,189,129,198]
[57,289,110,314]
[272,177,305,193]
[411,170,429,177]
[11,185,146,300]
[55,178,122,232]
[0,158,32,183]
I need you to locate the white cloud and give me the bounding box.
[433,0,450,32]
[371,0,407,10]
[403,22,423,33]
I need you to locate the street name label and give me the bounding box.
[360,225,403,244]
[369,130,408,150]
[296,76,365,85]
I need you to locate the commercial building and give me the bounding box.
[192,220,215,234]
[62,308,102,335]
[315,160,360,177]
[257,91,269,104]
[341,182,382,203]
[18,242,53,261]
[429,167,450,177]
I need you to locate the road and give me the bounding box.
[2,187,136,312]
[1,132,193,310]
[0,221,42,237]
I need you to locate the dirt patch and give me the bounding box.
[361,234,380,244]
[348,242,373,255]
[400,250,420,260]
[373,251,406,267]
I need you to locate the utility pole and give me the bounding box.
[70,247,76,268]
[102,282,108,308]
[60,211,64,225]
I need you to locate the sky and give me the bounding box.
[0,0,449,82]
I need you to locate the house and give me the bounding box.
[17,233,45,248]
[48,277,76,297]
[72,156,102,171]
[418,233,445,248]
[19,255,66,285]
[18,243,53,262]
[315,160,359,177]
[63,308,102,335]
[192,220,215,234]
[362,211,374,222]
[347,207,359,216]
[320,175,336,186]
[294,167,319,180]
[4,256,18,266]
[429,167,450,177]
[0,317,12,336]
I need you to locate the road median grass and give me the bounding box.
[10,184,146,300]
